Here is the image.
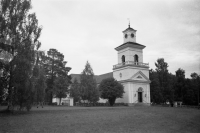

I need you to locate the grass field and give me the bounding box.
[0,106,200,133]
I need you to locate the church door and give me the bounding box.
[138,92,143,102]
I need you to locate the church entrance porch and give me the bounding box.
[138,92,143,102]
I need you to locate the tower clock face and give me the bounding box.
[131,33,134,38]
[125,34,128,38]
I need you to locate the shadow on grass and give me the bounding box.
[0,105,130,117]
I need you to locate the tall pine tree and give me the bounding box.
[80,61,99,103]
[43,49,71,104]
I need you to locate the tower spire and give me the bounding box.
[128,18,130,28]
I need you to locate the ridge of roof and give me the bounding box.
[123,27,136,33]
[115,41,146,51]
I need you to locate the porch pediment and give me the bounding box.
[130,71,150,82]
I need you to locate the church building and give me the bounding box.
[55,25,151,106]
[112,24,151,105]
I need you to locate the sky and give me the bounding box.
[31,0,200,78]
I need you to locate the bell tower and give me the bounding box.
[113,24,151,106]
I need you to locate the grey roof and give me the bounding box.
[115,42,146,51]
[123,26,137,33]
[96,72,113,84]
[70,72,113,84]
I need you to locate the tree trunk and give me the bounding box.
[49,92,53,104]
[109,97,116,106]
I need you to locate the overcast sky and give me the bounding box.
[31,0,200,78]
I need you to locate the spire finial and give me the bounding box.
[128,18,130,28]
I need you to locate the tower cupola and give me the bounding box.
[123,24,137,43]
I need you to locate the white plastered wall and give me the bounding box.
[128,83,150,104]
[113,67,149,81]
[117,47,143,63]
[123,30,136,43]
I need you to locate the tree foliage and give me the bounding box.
[174,68,185,101]
[99,77,124,106]
[43,48,71,104]
[149,69,162,104]
[0,0,42,111]
[34,66,46,104]
[150,58,200,106]
[80,61,99,103]
[153,58,173,103]
[53,75,71,105]
[70,78,80,104]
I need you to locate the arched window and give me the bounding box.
[125,34,128,38]
[134,54,139,63]
[131,33,134,38]
[122,55,125,63]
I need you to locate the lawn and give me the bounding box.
[0,106,200,133]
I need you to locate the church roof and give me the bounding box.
[115,42,146,51]
[123,26,136,33]
[96,72,113,84]
[70,72,113,84]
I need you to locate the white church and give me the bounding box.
[53,25,151,106]
[112,24,151,105]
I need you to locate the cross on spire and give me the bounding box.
[128,18,130,28]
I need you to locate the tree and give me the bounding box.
[53,76,70,105]
[190,72,200,105]
[43,49,71,104]
[99,77,124,106]
[183,78,195,105]
[174,68,185,101]
[154,58,174,104]
[34,67,46,106]
[0,0,42,111]
[80,61,99,103]
[70,78,81,104]
[150,69,162,104]
[0,55,10,103]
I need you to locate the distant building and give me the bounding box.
[70,25,151,106]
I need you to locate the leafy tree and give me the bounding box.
[99,77,124,106]
[174,68,185,101]
[53,75,71,105]
[0,0,42,111]
[154,58,174,104]
[34,67,46,105]
[33,50,46,106]
[70,78,81,104]
[150,58,199,106]
[43,49,71,104]
[0,55,10,103]
[150,69,162,104]
[190,72,200,105]
[183,78,195,105]
[80,61,99,103]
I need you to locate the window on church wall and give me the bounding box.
[122,55,125,64]
[134,54,139,63]
[125,34,128,38]
[131,33,134,38]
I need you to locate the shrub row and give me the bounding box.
[75,103,128,107]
